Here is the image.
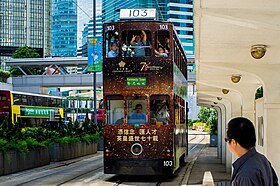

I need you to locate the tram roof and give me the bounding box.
[104,20,173,24]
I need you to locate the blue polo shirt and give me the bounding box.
[128,113,146,124]
[232,147,278,186]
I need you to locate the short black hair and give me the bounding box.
[135,104,142,109]
[110,42,117,47]
[227,117,256,149]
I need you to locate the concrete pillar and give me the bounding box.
[264,103,280,176]
[215,106,222,159]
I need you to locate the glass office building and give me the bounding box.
[102,0,194,60]
[52,0,77,57]
[0,0,52,63]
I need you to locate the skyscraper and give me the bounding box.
[78,15,102,57]
[52,0,77,57]
[77,0,102,49]
[166,0,194,60]
[0,0,52,63]
[102,0,159,23]
[102,0,194,60]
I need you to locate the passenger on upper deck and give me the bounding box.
[155,46,168,57]
[107,42,118,58]
[128,104,146,124]
[157,36,170,52]
[130,30,148,57]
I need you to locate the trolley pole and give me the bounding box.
[93,0,97,125]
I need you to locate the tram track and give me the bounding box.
[57,164,103,185]
[2,154,103,186]
[180,133,208,185]
[1,134,207,186]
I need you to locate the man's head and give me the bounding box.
[110,43,118,52]
[135,104,142,113]
[158,46,165,53]
[226,117,256,151]
[135,34,142,42]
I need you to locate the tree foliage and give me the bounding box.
[198,107,218,135]
[10,46,43,76]
[12,46,40,58]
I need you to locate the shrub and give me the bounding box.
[0,69,11,78]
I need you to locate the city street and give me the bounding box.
[0,131,208,186]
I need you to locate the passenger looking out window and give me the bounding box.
[155,30,170,58]
[122,30,152,57]
[105,31,119,58]
[155,46,168,57]
[150,95,170,125]
[130,30,148,57]
[107,43,118,58]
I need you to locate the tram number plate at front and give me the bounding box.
[163,160,173,166]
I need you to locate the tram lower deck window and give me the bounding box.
[150,95,170,125]
[106,95,124,125]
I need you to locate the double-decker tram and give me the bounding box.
[103,19,188,175]
[0,90,64,126]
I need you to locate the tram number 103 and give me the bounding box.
[129,9,148,17]
[159,24,168,30]
[163,160,173,166]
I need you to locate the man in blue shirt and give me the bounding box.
[130,30,148,57]
[107,43,118,58]
[226,117,278,186]
[128,104,146,124]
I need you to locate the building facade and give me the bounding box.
[0,0,52,63]
[52,0,77,57]
[102,0,194,60]
[77,15,102,57]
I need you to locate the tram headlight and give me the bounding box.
[131,143,143,156]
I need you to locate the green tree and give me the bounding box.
[198,107,218,135]
[12,46,40,58]
[10,46,43,76]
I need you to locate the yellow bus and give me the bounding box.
[0,90,64,126]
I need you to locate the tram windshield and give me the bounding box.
[150,95,170,125]
[127,96,147,124]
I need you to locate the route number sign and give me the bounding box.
[120,9,156,19]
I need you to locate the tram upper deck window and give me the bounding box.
[150,95,170,125]
[105,31,119,58]
[121,30,152,57]
[155,30,170,58]
[127,96,147,125]
[106,95,124,125]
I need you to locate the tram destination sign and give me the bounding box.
[126,77,146,87]
[120,9,156,20]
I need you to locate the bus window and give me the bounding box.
[122,30,152,57]
[0,94,7,101]
[13,94,21,105]
[106,95,124,125]
[127,96,147,125]
[155,30,170,57]
[105,31,119,58]
[21,95,27,105]
[150,95,170,125]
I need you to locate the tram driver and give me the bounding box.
[127,104,146,124]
